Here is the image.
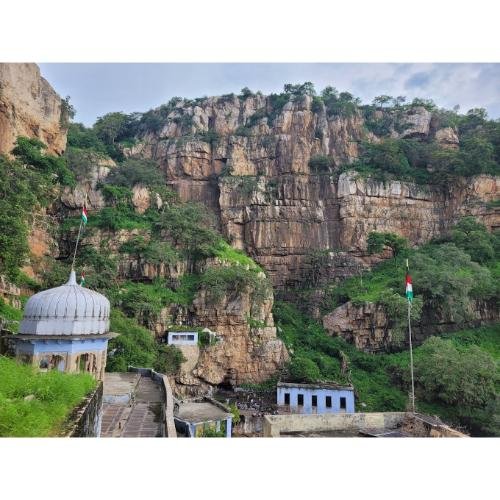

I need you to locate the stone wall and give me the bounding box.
[60,382,103,437]
[262,411,466,437]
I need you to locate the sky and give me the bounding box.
[39,63,500,127]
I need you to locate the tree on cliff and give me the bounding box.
[94,112,138,145]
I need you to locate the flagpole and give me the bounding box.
[406,257,416,413]
[71,193,88,271]
[71,219,83,270]
[408,298,416,413]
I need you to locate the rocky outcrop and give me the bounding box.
[186,286,288,391]
[56,223,288,393]
[322,301,390,352]
[60,154,115,212]
[435,127,459,149]
[323,299,499,352]
[398,106,432,138]
[0,63,67,155]
[337,173,499,253]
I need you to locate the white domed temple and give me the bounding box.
[11,270,113,381]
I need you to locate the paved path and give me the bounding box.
[101,374,164,438]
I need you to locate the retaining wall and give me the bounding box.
[60,382,103,437]
[263,412,406,437]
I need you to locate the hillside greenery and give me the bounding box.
[106,310,185,374]
[0,356,96,437]
[322,219,499,339]
[0,137,75,282]
[274,302,499,436]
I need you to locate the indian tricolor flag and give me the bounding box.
[81,206,88,225]
[80,271,85,287]
[405,260,413,302]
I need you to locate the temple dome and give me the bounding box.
[19,271,110,336]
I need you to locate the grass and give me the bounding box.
[0,356,96,437]
[0,298,23,332]
[323,255,405,308]
[214,241,262,271]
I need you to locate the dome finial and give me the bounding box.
[67,270,77,285]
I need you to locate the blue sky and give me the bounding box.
[39,63,500,126]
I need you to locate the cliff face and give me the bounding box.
[127,96,499,291]
[0,64,68,279]
[0,63,67,156]
[322,299,498,352]
[56,163,288,391]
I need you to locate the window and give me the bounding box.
[187,335,195,341]
[340,397,347,410]
[284,393,290,405]
[312,395,317,407]
[297,394,304,406]
[325,396,332,408]
[172,334,180,341]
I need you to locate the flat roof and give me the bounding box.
[176,401,232,424]
[277,381,354,391]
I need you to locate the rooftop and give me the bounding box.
[277,381,354,391]
[19,270,110,336]
[176,399,232,424]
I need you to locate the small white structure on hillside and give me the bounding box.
[167,331,198,346]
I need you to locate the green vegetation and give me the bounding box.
[67,123,108,155]
[214,240,262,270]
[106,309,187,375]
[367,231,409,256]
[199,425,226,437]
[105,158,166,188]
[221,175,259,197]
[60,96,76,128]
[199,265,270,305]
[0,356,96,437]
[239,87,255,100]
[197,130,220,146]
[0,298,23,332]
[109,277,197,321]
[319,86,361,117]
[0,137,75,282]
[65,146,103,181]
[318,219,498,347]
[228,402,241,424]
[344,109,500,185]
[325,241,496,323]
[154,344,186,375]
[106,310,160,372]
[308,154,334,173]
[274,302,500,435]
[119,237,179,266]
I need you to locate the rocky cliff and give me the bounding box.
[0,63,67,156]
[1,64,498,379]
[126,95,499,291]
